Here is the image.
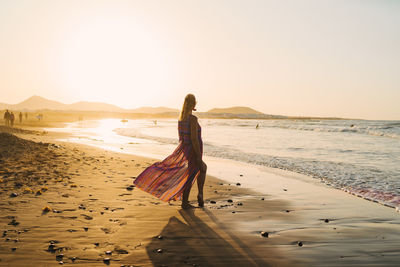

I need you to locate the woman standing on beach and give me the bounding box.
[133,94,207,209]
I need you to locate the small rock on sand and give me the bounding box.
[325,219,329,223]
[227,199,233,203]
[10,192,18,197]
[236,183,241,186]
[156,248,163,253]
[261,231,269,237]
[42,206,52,213]
[298,241,303,247]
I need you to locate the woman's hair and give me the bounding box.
[179,94,196,121]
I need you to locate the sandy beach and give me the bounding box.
[1,125,400,267]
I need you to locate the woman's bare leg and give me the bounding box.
[197,165,207,207]
[181,183,195,209]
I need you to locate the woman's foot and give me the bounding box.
[181,202,196,209]
[197,194,204,208]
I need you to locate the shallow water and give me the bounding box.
[50,118,400,209]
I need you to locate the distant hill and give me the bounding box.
[130,106,179,114]
[67,101,125,112]
[0,95,179,114]
[207,106,264,115]
[13,95,66,110]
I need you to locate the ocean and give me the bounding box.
[52,118,400,210]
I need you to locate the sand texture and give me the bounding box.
[1,127,399,266]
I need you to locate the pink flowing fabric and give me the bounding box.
[133,118,202,202]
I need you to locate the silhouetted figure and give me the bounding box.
[25,112,28,119]
[19,112,23,123]
[10,112,15,127]
[256,123,259,129]
[134,94,206,209]
[37,114,43,121]
[4,110,10,126]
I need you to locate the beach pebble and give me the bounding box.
[78,204,86,210]
[126,185,134,191]
[94,243,100,246]
[11,247,17,251]
[84,227,89,231]
[232,211,236,214]
[210,200,216,204]
[58,261,64,265]
[286,210,290,213]
[261,198,264,200]
[237,202,243,206]
[157,235,163,239]
[115,248,129,254]
[10,192,18,197]
[283,189,287,191]
[56,254,64,260]
[42,206,52,213]
[48,244,56,251]
[227,199,233,203]
[105,251,112,255]
[103,258,111,264]
[8,219,19,226]
[2,231,7,237]
[261,231,269,238]
[156,248,163,253]
[324,219,329,223]
[6,238,11,241]
[236,183,241,186]
[297,242,303,247]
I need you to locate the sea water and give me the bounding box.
[52,118,400,209]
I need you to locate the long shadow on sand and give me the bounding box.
[146,209,275,267]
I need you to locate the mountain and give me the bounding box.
[13,95,66,110]
[67,101,125,112]
[0,95,179,113]
[207,106,264,115]
[130,106,179,114]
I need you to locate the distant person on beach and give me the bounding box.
[19,112,23,123]
[4,110,10,126]
[134,94,207,209]
[10,112,15,127]
[25,112,28,120]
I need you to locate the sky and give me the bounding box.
[0,0,399,120]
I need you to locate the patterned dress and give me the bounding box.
[133,117,203,202]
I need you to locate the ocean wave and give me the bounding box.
[114,126,400,209]
[264,122,400,139]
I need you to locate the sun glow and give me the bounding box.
[58,15,176,108]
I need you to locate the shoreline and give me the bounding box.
[46,119,400,212]
[1,126,400,266]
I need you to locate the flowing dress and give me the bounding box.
[133,117,203,202]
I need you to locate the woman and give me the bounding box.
[133,94,207,209]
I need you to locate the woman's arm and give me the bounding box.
[189,115,202,164]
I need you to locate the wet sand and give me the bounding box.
[1,126,400,266]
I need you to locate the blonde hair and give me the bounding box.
[179,94,196,121]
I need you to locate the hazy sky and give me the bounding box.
[1,0,399,119]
